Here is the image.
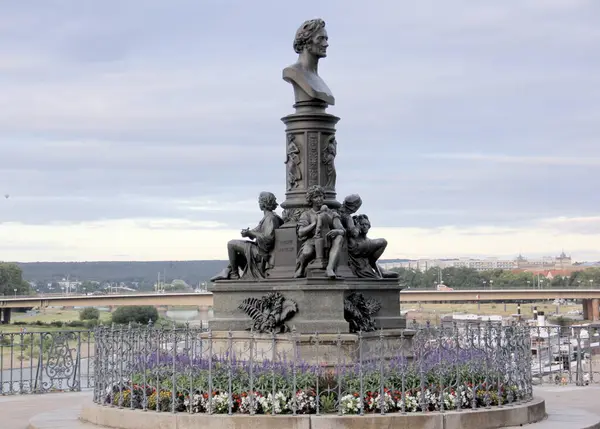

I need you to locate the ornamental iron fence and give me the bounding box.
[93,322,533,415]
[2,323,597,399]
[0,330,94,394]
[528,324,600,385]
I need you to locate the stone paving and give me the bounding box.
[0,390,92,429]
[1,387,599,429]
[520,385,600,429]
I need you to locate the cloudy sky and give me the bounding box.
[1,0,600,262]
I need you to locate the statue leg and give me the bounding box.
[368,238,388,265]
[367,238,399,278]
[294,243,315,278]
[326,235,344,279]
[227,240,249,279]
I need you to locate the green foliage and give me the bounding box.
[84,319,99,329]
[550,316,571,327]
[0,262,32,296]
[80,307,100,321]
[111,306,159,325]
[165,280,191,292]
[392,265,600,290]
[319,393,336,413]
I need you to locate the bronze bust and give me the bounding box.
[283,18,335,106]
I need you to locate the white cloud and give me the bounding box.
[1,1,600,261]
[422,153,600,166]
[1,216,599,262]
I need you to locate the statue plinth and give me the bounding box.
[281,107,340,225]
[267,227,355,279]
[208,278,405,334]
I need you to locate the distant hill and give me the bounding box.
[18,258,410,288]
[17,260,228,286]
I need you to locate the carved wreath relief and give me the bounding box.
[344,292,381,333]
[285,134,302,191]
[238,292,298,333]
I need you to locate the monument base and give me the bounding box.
[208,277,404,334]
[201,329,414,367]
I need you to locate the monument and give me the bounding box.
[208,18,405,338]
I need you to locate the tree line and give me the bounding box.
[391,266,600,290]
[16,260,228,290]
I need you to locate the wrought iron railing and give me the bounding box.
[528,324,600,385]
[2,323,597,398]
[0,329,94,394]
[92,323,533,415]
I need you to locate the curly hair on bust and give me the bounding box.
[293,19,326,54]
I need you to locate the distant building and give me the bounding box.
[382,251,576,273]
[450,258,517,271]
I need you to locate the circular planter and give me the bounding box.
[80,398,545,429]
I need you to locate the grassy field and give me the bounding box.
[10,308,112,325]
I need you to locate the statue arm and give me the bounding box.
[332,215,344,231]
[345,217,360,238]
[297,213,316,239]
[252,216,277,251]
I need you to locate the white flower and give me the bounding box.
[340,394,362,415]
[206,392,230,414]
[258,392,288,414]
[367,391,395,413]
[239,392,262,414]
[397,392,419,412]
[287,390,317,414]
[184,393,205,413]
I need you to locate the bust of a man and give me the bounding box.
[283,18,335,106]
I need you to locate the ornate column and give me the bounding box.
[281,99,340,225]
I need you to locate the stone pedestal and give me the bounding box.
[281,100,340,225]
[208,278,404,334]
[202,329,414,367]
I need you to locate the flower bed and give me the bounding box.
[95,324,531,415]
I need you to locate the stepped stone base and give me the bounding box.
[208,277,404,334]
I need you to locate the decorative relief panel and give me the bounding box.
[307,132,319,186]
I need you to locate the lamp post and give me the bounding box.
[589,279,594,289]
[489,279,494,290]
[13,288,17,298]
